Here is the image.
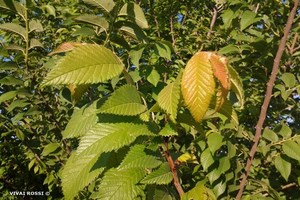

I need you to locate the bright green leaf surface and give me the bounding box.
[282,141,300,161]
[141,163,173,185]
[42,44,124,86]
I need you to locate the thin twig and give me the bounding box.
[163,140,184,197]
[170,16,176,48]
[207,6,218,37]
[236,1,299,199]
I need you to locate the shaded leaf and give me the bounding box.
[42,44,124,85]
[0,91,17,103]
[119,22,148,42]
[83,0,115,13]
[181,51,216,122]
[207,132,224,155]
[0,0,26,19]
[228,65,244,109]
[119,2,149,29]
[240,10,260,31]
[154,42,172,60]
[29,20,43,32]
[48,42,86,56]
[75,14,109,30]
[29,39,43,50]
[0,23,26,40]
[99,85,146,116]
[129,46,145,68]
[141,163,173,185]
[62,101,98,138]
[263,128,278,142]
[41,143,61,156]
[147,68,160,87]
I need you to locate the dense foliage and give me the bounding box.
[0,0,299,199]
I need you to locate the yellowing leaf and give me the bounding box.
[177,152,199,164]
[181,51,216,122]
[48,42,86,56]
[210,54,230,91]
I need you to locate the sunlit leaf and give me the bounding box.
[274,156,291,181]
[141,163,173,185]
[181,51,216,122]
[42,44,124,86]
[240,10,260,31]
[48,42,86,56]
[200,148,214,171]
[228,65,244,109]
[29,20,43,32]
[91,168,145,199]
[181,182,216,200]
[157,73,181,121]
[282,141,300,161]
[99,85,146,116]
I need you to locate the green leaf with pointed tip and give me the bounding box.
[281,73,296,88]
[29,20,43,32]
[200,148,214,171]
[99,85,146,116]
[217,99,239,125]
[240,10,260,31]
[75,14,109,30]
[29,39,43,50]
[91,167,145,200]
[228,65,244,109]
[41,44,124,86]
[181,182,216,200]
[147,68,160,87]
[0,91,17,103]
[282,141,300,161]
[154,42,171,60]
[147,186,175,200]
[62,122,153,199]
[157,74,181,121]
[274,156,291,181]
[159,123,178,137]
[129,47,145,68]
[41,143,60,156]
[0,0,26,19]
[83,0,115,13]
[207,132,224,155]
[0,76,23,85]
[119,2,149,29]
[119,144,162,169]
[62,101,98,138]
[263,128,278,142]
[141,163,173,185]
[0,23,26,40]
[119,22,148,42]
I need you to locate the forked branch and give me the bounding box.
[236,1,300,199]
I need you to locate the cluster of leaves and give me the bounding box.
[0,0,299,199]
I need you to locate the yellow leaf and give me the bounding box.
[181,51,216,122]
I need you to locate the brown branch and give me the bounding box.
[163,140,184,197]
[207,6,218,37]
[236,1,299,199]
[170,15,176,48]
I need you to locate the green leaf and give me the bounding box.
[91,167,145,200]
[141,163,173,185]
[99,85,146,116]
[119,144,162,169]
[282,141,300,161]
[219,44,239,55]
[181,52,216,122]
[42,4,56,17]
[119,22,148,42]
[62,122,153,199]
[228,65,244,109]
[83,0,115,13]
[217,99,239,125]
[181,182,216,200]
[240,10,260,31]
[0,91,17,103]
[41,44,124,86]
[157,73,181,121]
[207,132,224,155]
[147,186,175,200]
[0,23,26,40]
[7,100,30,112]
[154,42,172,60]
[274,156,291,181]
[200,148,214,171]
[129,47,145,68]
[5,44,24,53]
[278,125,292,138]
[62,101,98,138]
[218,157,230,174]
[0,76,23,85]
[207,168,222,184]
[281,73,296,88]
[221,9,235,29]
[29,20,43,32]
[41,143,61,156]
[75,14,109,30]
[0,61,18,71]
[119,2,149,29]
[0,0,26,19]
[159,123,178,137]
[263,128,278,142]
[29,39,43,50]
[147,68,160,87]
